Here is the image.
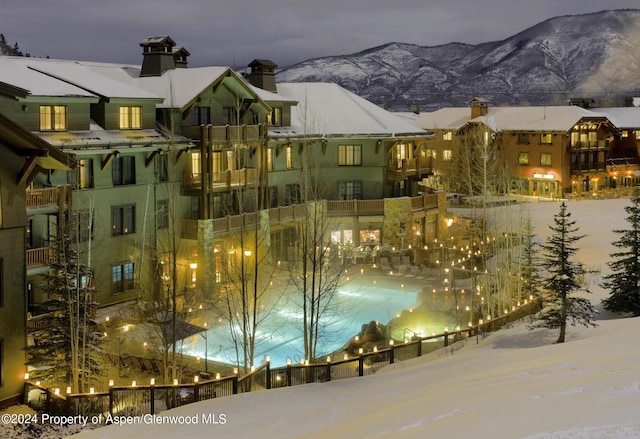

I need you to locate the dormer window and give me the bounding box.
[119,106,142,129]
[39,105,67,131]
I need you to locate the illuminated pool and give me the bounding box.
[180,267,456,367]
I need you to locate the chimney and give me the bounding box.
[470,97,489,118]
[140,36,181,76]
[246,59,278,92]
[173,47,190,69]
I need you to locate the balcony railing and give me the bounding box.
[182,205,308,239]
[26,186,70,210]
[182,124,266,144]
[181,195,439,239]
[570,162,607,173]
[570,140,608,149]
[327,199,384,215]
[184,168,259,191]
[387,156,432,179]
[27,247,58,269]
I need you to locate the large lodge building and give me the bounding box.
[2,36,640,406]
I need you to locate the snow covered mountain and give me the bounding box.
[277,10,640,111]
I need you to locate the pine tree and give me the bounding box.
[520,217,542,302]
[601,189,640,315]
[26,214,102,392]
[533,202,596,343]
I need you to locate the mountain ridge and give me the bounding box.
[277,9,640,111]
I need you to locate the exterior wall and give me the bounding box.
[502,131,567,198]
[28,147,193,307]
[1,99,95,132]
[0,150,27,406]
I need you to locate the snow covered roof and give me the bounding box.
[414,108,471,131]
[23,58,161,100]
[36,126,192,149]
[272,82,429,139]
[415,105,611,133]
[590,107,640,129]
[248,84,297,105]
[0,57,97,98]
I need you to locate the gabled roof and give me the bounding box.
[140,36,176,47]
[273,82,428,139]
[416,105,611,133]
[590,107,640,129]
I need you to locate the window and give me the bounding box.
[112,156,136,185]
[517,133,529,144]
[157,199,168,229]
[286,184,300,205]
[286,146,293,169]
[338,145,362,166]
[269,186,278,208]
[112,262,134,294]
[622,130,629,138]
[540,153,552,166]
[518,152,529,165]
[112,204,135,236]
[191,106,210,125]
[267,148,274,171]
[540,133,552,144]
[191,151,201,184]
[424,149,437,159]
[338,181,363,200]
[119,106,142,129]
[78,159,94,189]
[222,107,238,125]
[191,197,201,220]
[635,131,640,141]
[39,105,67,131]
[267,108,282,126]
[442,150,452,161]
[442,131,452,141]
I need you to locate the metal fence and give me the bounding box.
[24,298,541,419]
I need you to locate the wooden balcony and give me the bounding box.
[27,247,58,269]
[387,156,432,181]
[327,199,384,215]
[26,186,70,210]
[184,168,260,191]
[570,140,608,150]
[182,205,308,239]
[182,124,266,145]
[181,196,439,239]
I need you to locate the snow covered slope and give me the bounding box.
[277,10,640,111]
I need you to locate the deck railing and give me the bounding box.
[24,298,541,420]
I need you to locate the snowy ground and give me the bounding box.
[3,197,639,438]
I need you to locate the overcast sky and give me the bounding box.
[1,1,638,69]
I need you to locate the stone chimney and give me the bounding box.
[140,36,187,76]
[470,97,489,118]
[246,59,278,92]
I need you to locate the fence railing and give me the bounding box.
[24,298,541,420]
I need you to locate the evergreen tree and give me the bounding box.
[520,217,542,302]
[533,202,596,343]
[601,189,640,315]
[26,214,102,392]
